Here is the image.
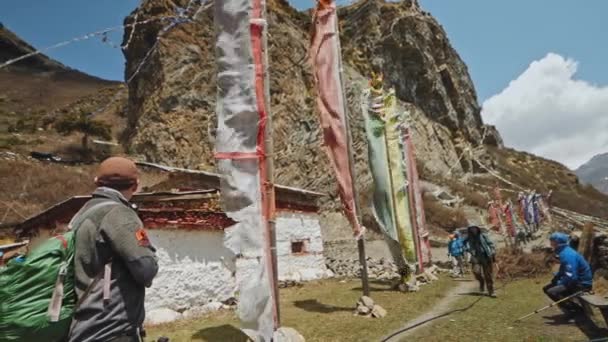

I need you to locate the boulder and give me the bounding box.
[146,308,182,325]
[273,327,306,342]
[371,305,387,318]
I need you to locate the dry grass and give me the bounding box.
[146,277,454,342]
[484,146,608,219]
[443,178,488,208]
[423,194,468,232]
[409,276,606,341]
[0,159,95,224]
[495,248,552,281]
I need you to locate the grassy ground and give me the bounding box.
[145,277,454,342]
[408,276,608,342]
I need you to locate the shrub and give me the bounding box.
[423,194,468,232]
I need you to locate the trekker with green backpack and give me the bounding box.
[0,157,158,342]
[69,157,158,342]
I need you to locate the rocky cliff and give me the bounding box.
[577,153,608,194]
[122,0,501,201]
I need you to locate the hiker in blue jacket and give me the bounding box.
[448,232,465,277]
[543,232,593,313]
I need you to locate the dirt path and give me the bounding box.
[381,278,479,341]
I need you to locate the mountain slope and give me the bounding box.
[576,153,608,194]
[0,24,126,154]
[122,0,498,187]
[121,0,607,225]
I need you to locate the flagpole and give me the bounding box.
[332,6,370,297]
[258,0,281,328]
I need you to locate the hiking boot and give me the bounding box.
[489,292,497,298]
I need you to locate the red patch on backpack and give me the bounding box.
[135,228,150,247]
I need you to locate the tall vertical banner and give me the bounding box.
[310,0,364,238]
[361,78,416,278]
[214,0,278,340]
[401,124,432,265]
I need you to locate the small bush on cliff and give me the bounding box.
[423,194,468,232]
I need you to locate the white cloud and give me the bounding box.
[482,53,608,170]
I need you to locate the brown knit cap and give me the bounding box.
[95,157,139,187]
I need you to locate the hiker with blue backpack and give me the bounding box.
[543,232,593,315]
[448,232,465,277]
[0,157,158,342]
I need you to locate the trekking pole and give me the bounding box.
[514,291,584,322]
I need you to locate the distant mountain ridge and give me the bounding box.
[0,24,125,155]
[576,152,608,194]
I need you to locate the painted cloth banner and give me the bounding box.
[539,195,552,224]
[214,0,276,340]
[488,201,501,233]
[532,194,541,225]
[384,93,416,265]
[517,192,527,224]
[361,84,416,273]
[503,202,516,238]
[310,0,364,237]
[526,193,536,226]
[401,125,431,265]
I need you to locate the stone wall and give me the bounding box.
[593,234,608,279]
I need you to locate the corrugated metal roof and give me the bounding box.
[136,161,325,197]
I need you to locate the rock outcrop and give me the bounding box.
[122,0,499,210]
[576,153,608,194]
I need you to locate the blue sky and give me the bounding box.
[1,0,605,101]
[0,0,139,81]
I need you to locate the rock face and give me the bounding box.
[576,153,608,194]
[122,0,501,212]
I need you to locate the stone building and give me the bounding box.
[14,165,330,319]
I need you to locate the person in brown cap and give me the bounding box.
[69,157,158,342]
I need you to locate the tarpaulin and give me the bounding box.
[310,0,364,238]
[214,0,276,340]
[361,82,416,275]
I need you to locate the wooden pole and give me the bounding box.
[262,3,281,328]
[255,0,280,328]
[333,6,370,297]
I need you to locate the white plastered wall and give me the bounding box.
[145,211,329,314]
[275,211,330,281]
[146,229,237,312]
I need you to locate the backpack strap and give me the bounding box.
[47,200,119,322]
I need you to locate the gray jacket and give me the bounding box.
[69,187,158,342]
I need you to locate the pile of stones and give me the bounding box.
[325,257,400,280]
[355,296,387,318]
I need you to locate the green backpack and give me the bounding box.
[0,201,117,342]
